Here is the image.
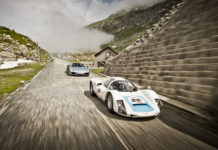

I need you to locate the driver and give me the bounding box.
[118,81,125,91]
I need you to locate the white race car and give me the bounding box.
[90,77,162,118]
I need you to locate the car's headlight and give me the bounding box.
[155,98,162,109]
[117,100,126,115]
[155,98,160,104]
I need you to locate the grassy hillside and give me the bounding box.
[87,0,182,53]
[0,26,36,49]
[0,26,53,100]
[0,26,50,61]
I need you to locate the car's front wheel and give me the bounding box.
[90,82,95,96]
[106,94,114,113]
[66,67,70,75]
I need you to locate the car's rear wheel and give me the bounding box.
[90,82,95,96]
[106,94,114,113]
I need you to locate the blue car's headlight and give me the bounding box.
[117,100,126,115]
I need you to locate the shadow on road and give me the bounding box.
[159,103,218,149]
[84,91,218,148]
[84,91,155,122]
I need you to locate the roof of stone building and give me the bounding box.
[95,47,118,57]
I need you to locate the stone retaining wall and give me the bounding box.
[104,0,218,117]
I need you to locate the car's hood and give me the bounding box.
[113,90,142,99]
[70,66,89,71]
[113,91,154,112]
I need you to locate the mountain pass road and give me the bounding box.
[0,59,216,150]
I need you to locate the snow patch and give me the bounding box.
[0,59,34,69]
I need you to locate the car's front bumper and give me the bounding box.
[69,71,90,76]
[117,110,160,118]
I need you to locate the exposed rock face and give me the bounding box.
[0,51,16,61]
[0,29,51,64]
[87,0,183,53]
[14,50,21,56]
[105,0,218,120]
[19,45,29,55]
[0,56,3,64]
[129,0,186,48]
[87,0,182,34]
[0,51,15,58]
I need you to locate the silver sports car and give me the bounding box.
[66,63,90,76]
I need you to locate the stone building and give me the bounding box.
[94,47,118,67]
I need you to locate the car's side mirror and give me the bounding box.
[109,86,113,90]
[97,83,102,86]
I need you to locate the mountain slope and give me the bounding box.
[0,26,51,64]
[87,0,182,53]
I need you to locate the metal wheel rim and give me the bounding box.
[107,95,112,110]
[90,84,93,93]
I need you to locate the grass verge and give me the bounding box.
[0,62,49,100]
[91,68,103,74]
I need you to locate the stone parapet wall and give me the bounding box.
[104,0,218,116]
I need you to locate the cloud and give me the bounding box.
[0,0,164,53]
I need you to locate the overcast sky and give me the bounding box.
[0,0,163,53]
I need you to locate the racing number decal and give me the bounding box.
[128,96,145,104]
[131,97,141,103]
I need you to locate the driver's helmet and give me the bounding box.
[118,81,125,91]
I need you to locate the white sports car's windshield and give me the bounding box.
[72,63,85,67]
[109,80,137,92]
[104,78,115,88]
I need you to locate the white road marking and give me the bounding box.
[77,84,130,150]
[23,67,44,90]
[23,82,30,90]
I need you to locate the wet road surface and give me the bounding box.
[0,59,217,150]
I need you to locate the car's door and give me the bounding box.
[95,84,102,98]
[96,78,113,101]
[97,85,108,102]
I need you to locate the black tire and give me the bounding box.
[90,82,95,96]
[106,94,114,113]
[66,67,70,75]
